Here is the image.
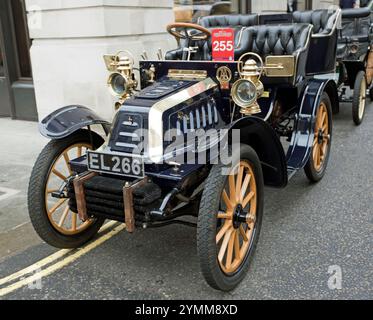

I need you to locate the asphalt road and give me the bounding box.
[0,102,372,300]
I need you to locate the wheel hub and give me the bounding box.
[317,129,324,144]
[233,204,247,229]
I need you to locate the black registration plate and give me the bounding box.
[87,152,144,178]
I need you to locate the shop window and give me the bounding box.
[11,0,32,79]
[174,0,232,23]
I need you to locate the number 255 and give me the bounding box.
[213,40,234,52]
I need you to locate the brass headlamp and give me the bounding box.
[103,51,138,109]
[232,53,264,115]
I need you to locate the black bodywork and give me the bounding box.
[337,5,373,89]
[39,9,341,228]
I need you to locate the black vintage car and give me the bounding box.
[336,1,373,125]
[28,9,341,291]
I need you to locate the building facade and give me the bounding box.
[0,0,339,122]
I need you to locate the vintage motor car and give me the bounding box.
[28,9,341,291]
[336,1,373,125]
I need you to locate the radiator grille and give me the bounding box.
[174,99,219,135]
[110,113,144,154]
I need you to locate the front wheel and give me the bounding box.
[28,129,105,249]
[352,71,367,126]
[197,145,264,291]
[304,92,333,183]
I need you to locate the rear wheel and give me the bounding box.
[352,71,367,126]
[304,92,332,183]
[197,145,264,291]
[28,129,105,249]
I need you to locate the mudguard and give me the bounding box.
[39,105,111,140]
[286,79,336,178]
[343,60,365,88]
[229,117,288,188]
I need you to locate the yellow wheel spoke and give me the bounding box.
[77,146,83,158]
[234,230,241,260]
[240,174,251,203]
[242,191,255,208]
[58,207,70,227]
[217,211,231,220]
[222,190,233,210]
[63,152,72,175]
[240,225,249,242]
[217,161,257,275]
[71,212,77,231]
[48,199,67,217]
[229,174,236,203]
[225,230,236,270]
[52,169,67,181]
[235,166,244,203]
[216,222,231,243]
[218,228,233,263]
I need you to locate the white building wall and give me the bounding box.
[251,0,288,13]
[25,0,176,120]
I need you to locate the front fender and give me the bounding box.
[229,117,288,188]
[286,79,335,176]
[39,105,111,140]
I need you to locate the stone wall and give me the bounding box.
[25,0,176,120]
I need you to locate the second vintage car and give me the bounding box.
[28,9,340,291]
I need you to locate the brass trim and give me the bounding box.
[265,55,295,77]
[216,66,232,90]
[168,69,208,80]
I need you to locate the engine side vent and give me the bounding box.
[110,113,144,154]
[174,99,219,136]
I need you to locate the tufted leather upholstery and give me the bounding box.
[237,24,312,82]
[166,14,258,61]
[237,24,312,57]
[293,10,336,35]
[198,14,258,29]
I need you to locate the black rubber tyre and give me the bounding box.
[197,144,264,292]
[352,71,367,126]
[28,129,105,249]
[304,92,333,183]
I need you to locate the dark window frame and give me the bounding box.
[8,0,33,82]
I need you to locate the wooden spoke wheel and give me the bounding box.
[312,102,330,173]
[197,145,264,292]
[352,71,367,126]
[217,161,257,275]
[305,92,332,183]
[45,143,93,235]
[28,130,105,249]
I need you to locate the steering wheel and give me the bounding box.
[167,23,211,41]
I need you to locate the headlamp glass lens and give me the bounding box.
[110,73,127,96]
[236,80,257,106]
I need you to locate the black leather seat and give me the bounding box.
[339,7,371,43]
[293,9,340,74]
[198,14,258,29]
[237,24,313,82]
[337,7,372,60]
[293,10,337,35]
[165,14,258,61]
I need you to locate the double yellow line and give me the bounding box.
[0,221,125,297]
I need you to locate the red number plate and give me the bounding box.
[212,28,235,62]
